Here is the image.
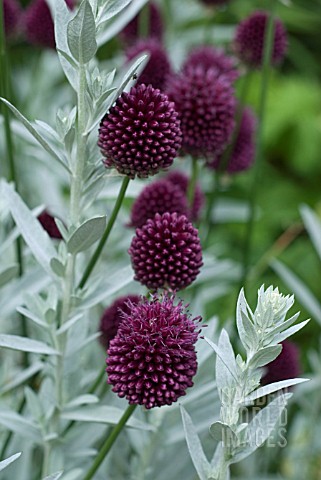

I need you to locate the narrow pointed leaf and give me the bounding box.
[0,452,22,472]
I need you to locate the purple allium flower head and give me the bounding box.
[38,211,62,239]
[262,341,300,386]
[3,0,21,37]
[121,2,163,44]
[165,170,204,222]
[125,39,171,91]
[166,67,236,159]
[106,294,201,408]
[208,107,257,173]
[24,0,74,49]
[234,11,287,68]
[100,295,141,349]
[129,212,203,291]
[130,179,189,229]
[98,84,182,179]
[183,46,239,83]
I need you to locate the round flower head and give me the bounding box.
[3,0,21,37]
[38,211,62,239]
[166,67,236,159]
[234,11,287,68]
[165,170,204,222]
[262,341,300,386]
[183,46,239,83]
[98,84,182,179]
[208,107,257,173]
[121,2,163,44]
[106,294,201,408]
[99,295,141,349]
[129,212,203,291]
[125,39,171,91]
[130,179,189,229]
[24,0,74,49]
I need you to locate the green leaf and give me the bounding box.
[67,0,97,64]
[42,473,63,480]
[300,204,321,260]
[272,319,310,344]
[65,394,99,409]
[209,421,237,443]
[0,264,19,288]
[16,306,48,329]
[0,362,44,395]
[0,409,42,443]
[180,405,211,480]
[248,345,282,369]
[0,334,60,355]
[50,258,66,277]
[0,98,70,173]
[243,378,309,404]
[2,182,57,277]
[67,216,106,254]
[0,452,22,472]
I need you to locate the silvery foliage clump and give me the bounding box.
[181,286,309,480]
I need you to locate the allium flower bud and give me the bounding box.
[125,39,171,91]
[208,107,257,173]
[121,2,163,44]
[129,212,203,291]
[98,84,182,179]
[183,46,239,83]
[166,67,236,159]
[24,0,74,49]
[107,294,201,408]
[165,170,204,222]
[129,179,189,229]
[38,211,62,239]
[3,0,21,37]
[99,295,141,349]
[234,11,287,68]
[262,341,300,385]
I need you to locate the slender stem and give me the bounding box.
[241,4,277,287]
[187,158,199,208]
[89,365,106,394]
[138,3,149,38]
[83,404,137,480]
[78,176,130,289]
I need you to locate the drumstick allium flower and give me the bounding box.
[129,212,203,291]
[106,294,201,408]
[262,341,300,385]
[182,46,239,83]
[234,11,287,68]
[165,170,204,222]
[3,0,21,37]
[98,84,182,178]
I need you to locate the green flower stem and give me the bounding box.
[187,157,199,208]
[78,176,130,289]
[139,3,149,38]
[241,3,277,287]
[83,404,137,480]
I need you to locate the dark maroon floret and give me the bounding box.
[166,67,236,159]
[165,170,204,222]
[234,10,287,68]
[99,295,141,350]
[23,0,74,49]
[130,179,189,229]
[129,212,203,291]
[262,341,300,386]
[106,294,201,408]
[98,84,182,179]
[126,38,171,91]
[207,107,257,173]
[182,46,239,83]
[38,211,62,239]
[3,0,21,37]
[120,2,163,44]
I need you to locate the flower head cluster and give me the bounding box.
[262,341,300,385]
[23,0,74,48]
[234,11,287,68]
[38,211,62,239]
[3,0,21,37]
[129,179,189,229]
[208,107,257,173]
[165,170,204,221]
[99,295,141,349]
[183,46,239,83]
[129,212,203,291]
[98,84,182,178]
[167,66,236,158]
[126,39,171,91]
[106,294,201,408]
[121,2,163,44]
